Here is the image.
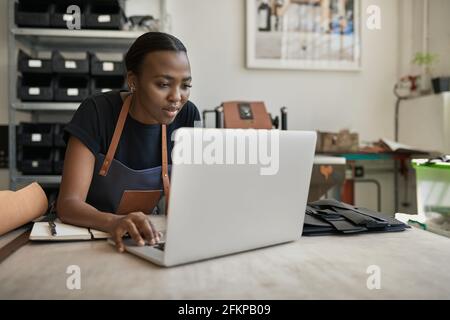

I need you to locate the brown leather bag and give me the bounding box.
[222,101,273,129]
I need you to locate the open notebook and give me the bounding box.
[380,138,428,154]
[30,219,109,241]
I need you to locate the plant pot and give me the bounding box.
[432,77,450,94]
[419,73,432,94]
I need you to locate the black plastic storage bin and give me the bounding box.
[17,123,54,147]
[90,53,125,76]
[53,123,67,148]
[54,75,90,102]
[53,148,66,174]
[90,76,125,95]
[50,0,86,28]
[18,50,52,74]
[432,77,450,94]
[17,74,53,101]
[52,51,89,74]
[86,0,126,30]
[15,0,52,28]
[0,126,7,169]
[17,147,54,175]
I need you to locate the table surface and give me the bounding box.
[1,215,449,300]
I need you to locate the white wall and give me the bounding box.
[429,0,450,77]
[168,0,399,143]
[398,0,450,78]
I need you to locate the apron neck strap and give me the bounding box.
[161,123,170,214]
[99,94,132,176]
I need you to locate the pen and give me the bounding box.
[48,220,57,236]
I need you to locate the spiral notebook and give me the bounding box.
[30,219,109,241]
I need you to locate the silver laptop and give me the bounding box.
[109,128,316,267]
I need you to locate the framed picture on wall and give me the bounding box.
[246,0,361,71]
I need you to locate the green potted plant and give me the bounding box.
[412,52,439,94]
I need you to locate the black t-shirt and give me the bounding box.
[63,90,201,170]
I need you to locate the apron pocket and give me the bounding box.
[116,190,163,215]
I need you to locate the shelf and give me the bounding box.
[13,175,62,185]
[313,155,346,165]
[400,92,450,101]
[11,27,146,49]
[12,102,79,111]
[12,27,145,39]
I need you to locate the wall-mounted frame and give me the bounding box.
[246,0,361,71]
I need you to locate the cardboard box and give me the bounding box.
[316,129,359,153]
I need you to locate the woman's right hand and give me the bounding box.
[108,212,161,253]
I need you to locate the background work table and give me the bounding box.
[0,217,449,299]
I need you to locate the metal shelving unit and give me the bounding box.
[14,175,62,185]
[11,27,147,38]
[11,28,149,50]
[8,0,168,190]
[12,102,80,111]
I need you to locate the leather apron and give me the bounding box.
[85,95,171,215]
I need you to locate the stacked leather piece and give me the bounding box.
[303,199,409,236]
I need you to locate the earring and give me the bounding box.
[130,84,136,93]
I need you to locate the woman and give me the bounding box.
[57,32,200,252]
